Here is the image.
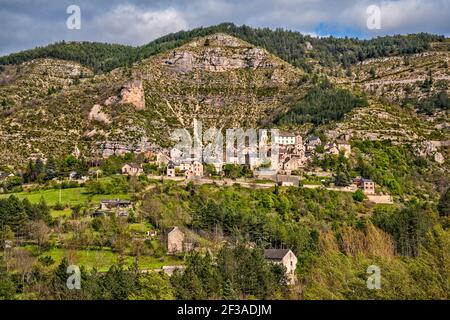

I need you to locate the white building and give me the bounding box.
[264,249,298,285]
[275,132,297,146]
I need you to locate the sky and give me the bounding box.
[0,0,449,56]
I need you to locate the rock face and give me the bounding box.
[89,104,111,124]
[417,141,446,164]
[135,33,303,145]
[164,33,279,73]
[434,152,445,164]
[0,33,305,166]
[119,80,145,110]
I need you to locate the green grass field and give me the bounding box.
[50,209,72,218]
[0,187,130,206]
[39,248,183,272]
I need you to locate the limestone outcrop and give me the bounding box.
[89,104,111,124]
[119,80,145,110]
[164,33,279,73]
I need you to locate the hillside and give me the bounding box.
[0,25,449,302]
[0,23,445,73]
[0,30,448,176]
[345,41,450,111]
[0,33,306,165]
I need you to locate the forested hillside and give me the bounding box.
[0,23,445,73]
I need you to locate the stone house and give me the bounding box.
[167,227,185,254]
[324,142,340,155]
[180,161,204,179]
[0,172,14,182]
[282,156,304,173]
[100,199,132,211]
[264,249,298,285]
[305,136,322,151]
[156,153,171,166]
[166,161,176,177]
[276,175,300,187]
[355,178,376,195]
[336,139,352,157]
[121,163,143,176]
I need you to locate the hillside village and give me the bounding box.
[0,27,448,300]
[114,131,390,202]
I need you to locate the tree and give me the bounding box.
[0,259,16,299]
[369,67,376,79]
[29,220,50,253]
[335,153,351,187]
[352,189,365,202]
[130,272,174,300]
[438,188,450,217]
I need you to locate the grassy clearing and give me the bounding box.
[50,209,72,218]
[39,248,183,272]
[0,187,130,206]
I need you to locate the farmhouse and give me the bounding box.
[167,227,185,254]
[100,199,132,211]
[121,163,143,176]
[264,249,298,285]
[355,178,376,195]
[276,175,300,187]
[282,157,303,173]
[176,161,204,179]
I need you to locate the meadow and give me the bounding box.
[0,187,130,206]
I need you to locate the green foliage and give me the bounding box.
[0,195,51,233]
[304,223,450,300]
[84,176,130,195]
[23,156,88,183]
[0,259,16,299]
[417,90,450,115]
[352,140,440,197]
[223,164,252,179]
[352,189,365,202]
[334,152,352,187]
[277,80,368,126]
[372,202,437,257]
[98,153,140,176]
[129,272,174,300]
[171,245,288,299]
[438,188,450,217]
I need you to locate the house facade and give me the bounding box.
[167,227,185,254]
[167,161,204,179]
[336,140,352,157]
[306,136,322,151]
[276,175,300,187]
[122,163,143,176]
[275,132,297,145]
[355,178,376,195]
[264,249,298,285]
[167,161,176,177]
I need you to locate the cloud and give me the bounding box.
[90,4,189,45]
[0,0,448,56]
